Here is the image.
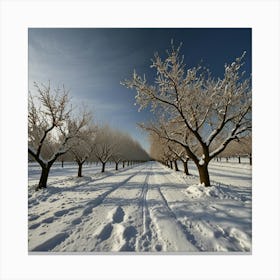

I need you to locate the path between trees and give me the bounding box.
[28,161,251,252]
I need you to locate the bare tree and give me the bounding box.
[149,130,190,174]
[111,130,150,169]
[219,134,252,164]
[70,124,97,177]
[110,131,128,170]
[28,82,91,190]
[167,142,191,175]
[240,135,252,165]
[123,137,150,165]
[122,43,252,186]
[93,125,115,173]
[92,125,149,172]
[149,133,171,167]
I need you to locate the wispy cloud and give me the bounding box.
[28,28,251,151]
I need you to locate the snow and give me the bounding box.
[199,158,205,165]
[28,160,251,253]
[180,159,251,188]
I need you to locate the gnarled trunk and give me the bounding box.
[36,166,50,191]
[115,162,119,170]
[197,163,211,187]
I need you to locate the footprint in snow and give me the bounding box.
[112,206,125,223]
[54,209,70,217]
[41,217,54,224]
[98,223,113,241]
[71,217,82,225]
[155,244,162,251]
[120,226,138,252]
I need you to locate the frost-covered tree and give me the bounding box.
[149,130,190,174]
[167,142,190,175]
[110,131,130,170]
[93,125,116,173]
[70,124,97,177]
[122,43,252,186]
[28,82,91,190]
[92,125,149,172]
[124,137,150,164]
[149,133,171,167]
[240,135,252,165]
[219,134,252,164]
[111,131,150,169]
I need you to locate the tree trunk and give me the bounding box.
[197,163,211,187]
[174,160,179,171]
[238,156,241,164]
[61,160,64,168]
[183,160,190,175]
[115,162,118,170]
[101,162,106,172]
[122,161,125,168]
[249,154,252,165]
[36,166,50,191]
[170,161,173,169]
[78,163,82,177]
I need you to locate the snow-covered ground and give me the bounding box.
[28,160,252,253]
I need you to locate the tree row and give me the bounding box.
[28,82,149,191]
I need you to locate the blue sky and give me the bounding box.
[28,28,251,152]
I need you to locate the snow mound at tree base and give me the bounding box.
[184,184,248,201]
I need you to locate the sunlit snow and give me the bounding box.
[28,160,251,253]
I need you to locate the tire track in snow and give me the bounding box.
[83,164,147,215]
[158,168,205,251]
[137,172,151,251]
[140,173,150,233]
[93,163,160,252]
[156,186,203,251]
[117,168,152,251]
[136,163,163,252]
[146,164,201,251]
[83,165,152,252]
[81,164,152,252]
[159,165,251,252]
